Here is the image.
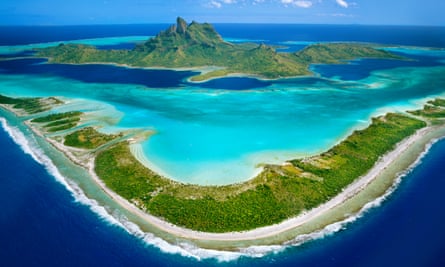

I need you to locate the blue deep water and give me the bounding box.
[311,52,445,81]
[1,24,445,266]
[1,122,445,267]
[0,58,196,88]
[0,126,195,267]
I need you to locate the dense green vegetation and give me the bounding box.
[428,98,445,108]
[31,111,82,132]
[291,113,426,194]
[294,43,401,64]
[408,99,445,118]
[5,93,441,233]
[0,94,80,133]
[64,127,120,149]
[31,111,82,123]
[0,94,19,105]
[46,122,79,133]
[0,94,62,114]
[95,112,426,232]
[36,17,402,81]
[95,143,170,202]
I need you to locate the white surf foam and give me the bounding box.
[0,117,123,225]
[0,116,441,262]
[0,118,43,164]
[0,117,244,261]
[104,132,444,261]
[281,135,442,248]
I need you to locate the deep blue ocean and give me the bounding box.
[1,24,445,266]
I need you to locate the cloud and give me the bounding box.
[295,1,312,8]
[206,0,319,9]
[281,0,313,8]
[209,0,222,8]
[206,0,237,8]
[335,0,348,8]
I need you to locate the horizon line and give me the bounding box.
[1,22,444,27]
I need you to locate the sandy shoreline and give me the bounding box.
[120,126,432,241]
[33,116,436,242]
[1,102,442,245]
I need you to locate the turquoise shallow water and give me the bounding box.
[1,25,445,265]
[1,38,445,184]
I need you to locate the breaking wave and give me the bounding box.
[284,135,442,247]
[0,117,244,262]
[0,116,440,262]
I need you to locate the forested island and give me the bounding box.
[2,93,445,234]
[36,17,401,81]
[3,18,443,240]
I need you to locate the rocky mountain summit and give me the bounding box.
[37,17,401,81]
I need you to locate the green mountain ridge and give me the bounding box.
[36,17,402,81]
[135,17,226,53]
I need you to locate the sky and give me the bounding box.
[0,0,444,26]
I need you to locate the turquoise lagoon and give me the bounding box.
[1,38,445,185]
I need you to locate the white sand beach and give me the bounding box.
[41,120,435,242]
[2,100,442,244]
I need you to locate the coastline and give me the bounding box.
[0,24,444,266]
[85,125,438,242]
[37,56,308,83]
[1,98,445,249]
[17,104,443,245]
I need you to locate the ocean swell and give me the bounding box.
[0,117,245,262]
[0,116,441,262]
[283,135,443,248]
